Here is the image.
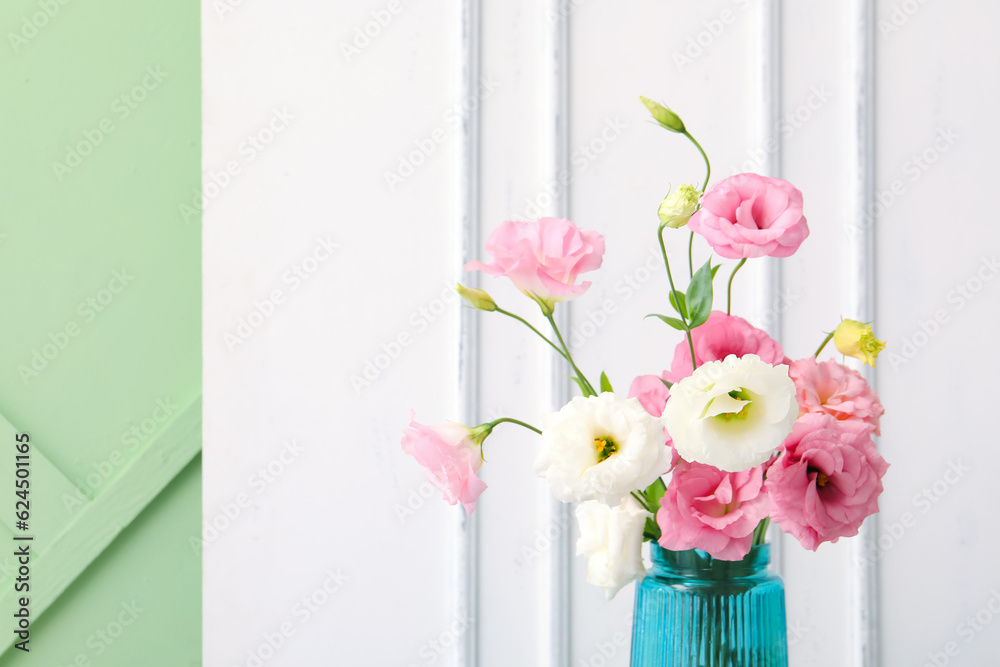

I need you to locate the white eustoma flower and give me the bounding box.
[576,497,650,599]
[662,354,798,472]
[535,393,670,504]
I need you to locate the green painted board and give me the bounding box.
[0,0,201,662]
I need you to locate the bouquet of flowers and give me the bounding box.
[401,97,888,600]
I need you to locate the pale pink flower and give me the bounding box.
[688,173,809,259]
[401,412,487,515]
[664,311,786,384]
[657,459,771,561]
[628,374,670,418]
[788,357,885,435]
[465,218,605,312]
[765,414,888,550]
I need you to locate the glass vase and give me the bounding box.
[630,543,787,666]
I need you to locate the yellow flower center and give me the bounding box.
[705,389,754,422]
[594,436,619,462]
[816,472,830,487]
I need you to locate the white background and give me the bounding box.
[203,1,1000,666]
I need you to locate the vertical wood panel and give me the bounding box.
[455,2,482,666]
[754,0,785,577]
[476,3,549,666]
[542,3,572,666]
[848,1,879,665]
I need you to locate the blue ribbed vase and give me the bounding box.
[630,544,787,666]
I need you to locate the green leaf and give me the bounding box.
[637,478,666,541]
[686,259,715,329]
[569,375,594,397]
[669,290,688,318]
[643,516,662,542]
[600,371,613,394]
[645,313,688,331]
[711,264,722,280]
[642,477,667,512]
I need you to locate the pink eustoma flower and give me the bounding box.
[465,218,605,313]
[401,412,487,515]
[664,311,786,384]
[657,459,771,561]
[765,413,889,550]
[628,374,670,419]
[688,173,809,259]
[789,357,885,435]
[628,374,680,470]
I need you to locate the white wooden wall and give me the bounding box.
[204,1,1000,665]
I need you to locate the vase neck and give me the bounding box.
[650,544,771,580]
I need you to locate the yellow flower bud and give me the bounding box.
[833,319,885,367]
[639,96,686,133]
[456,283,497,312]
[658,184,701,228]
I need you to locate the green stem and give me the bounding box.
[487,417,542,436]
[814,331,835,357]
[726,258,747,315]
[545,313,597,396]
[495,307,569,362]
[658,224,698,372]
[630,490,654,513]
[687,232,695,278]
[683,130,711,193]
[752,517,771,546]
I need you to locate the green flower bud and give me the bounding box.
[456,283,497,311]
[658,184,701,228]
[639,96,686,133]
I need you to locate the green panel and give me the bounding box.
[2,457,202,667]
[0,0,201,662]
[0,0,201,476]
